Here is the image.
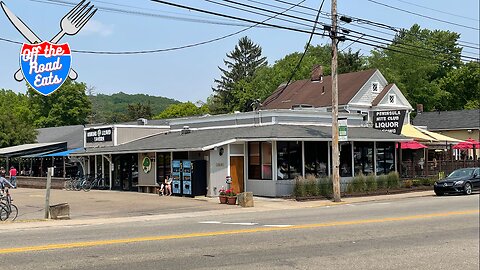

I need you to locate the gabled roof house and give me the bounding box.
[262,68,413,125]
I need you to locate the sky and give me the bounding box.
[0,0,478,102]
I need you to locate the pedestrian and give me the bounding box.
[0,167,5,178]
[9,166,17,188]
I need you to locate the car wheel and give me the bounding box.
[464,182,472,195]
[435,190,444,196]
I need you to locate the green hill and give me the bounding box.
[89,92,180,123]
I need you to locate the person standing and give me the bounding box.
[0,167,5,178]
[9,166,17,188]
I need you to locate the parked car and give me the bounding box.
[434,167,480,196]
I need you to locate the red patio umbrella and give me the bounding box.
[452,138,480,149]
[399,141,428,149]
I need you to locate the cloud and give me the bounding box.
[80,19,114,37]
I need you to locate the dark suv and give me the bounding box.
[434,167,480,196]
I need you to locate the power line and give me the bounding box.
[271,0,479,48]
[392,0,479,22]
[3,0,310,55]
[365,0,479,31]
[199,0,479,61]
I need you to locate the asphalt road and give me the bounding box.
[1,194,478,270]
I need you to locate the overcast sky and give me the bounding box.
[0,0,478,102]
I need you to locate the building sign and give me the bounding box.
[1,1,97,95]
[373,110,406,135]
[142,157,152,174]
[86,128,113,143]
[339,118,348,142]
[20,42,71,95]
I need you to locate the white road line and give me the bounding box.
[223,222,258,226]
[198,221,222,224]
[263,224,293,228]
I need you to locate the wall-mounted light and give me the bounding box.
[219,147,224,156]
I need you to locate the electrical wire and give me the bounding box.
[262,0,326,107]
[392,0,479,22]
[365,0,479,31]
[201,0,479,61]
[271,0,479,48]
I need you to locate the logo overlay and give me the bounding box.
[20,41,71,95]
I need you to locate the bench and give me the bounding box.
[137,184,161,194]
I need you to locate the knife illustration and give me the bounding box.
[0,1,77,81]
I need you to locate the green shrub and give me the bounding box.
[318,176,333,198]
[420,177,436,186]
[365,174,377,191]
[377,174,388,189]
[305,174,319,196]
[386,172,400,189]
[412,179,421,187]
[348,173,367,193]
[293,176,306,198]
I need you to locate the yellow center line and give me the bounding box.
[1,209,478,254]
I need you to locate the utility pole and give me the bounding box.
[331,0,341,202]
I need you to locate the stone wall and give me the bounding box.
[17,176,66,189]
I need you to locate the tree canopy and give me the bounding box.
[211,36,268,113]
[0,89,37,147]
[27,80,92,128]
[154,102,209,119]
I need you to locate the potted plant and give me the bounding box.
[225,188,237,205]
[218,187,227,204]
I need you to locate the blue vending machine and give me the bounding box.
[172,160,182,195]
[182,160,192,196]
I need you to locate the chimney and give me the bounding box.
[311,65,323,82]
[416,104,424,114]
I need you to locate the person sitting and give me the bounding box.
[158,182,165,196]
[164,176,172,196]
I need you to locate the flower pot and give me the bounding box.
[219,195,228,204]
[227,196,237,205]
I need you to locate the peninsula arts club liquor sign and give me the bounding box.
[1,1,97,95]
[373,110,407,135]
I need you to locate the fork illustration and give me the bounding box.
[15,0,97,81]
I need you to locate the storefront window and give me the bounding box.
[248,142,272,180]
[156,152,171,184]
[376,142,395,175]
[304,141,328,177]
[277,141,302,180]
[340,143,352,177]
[354,142,374,176]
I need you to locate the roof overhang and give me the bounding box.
[0,142,67,158]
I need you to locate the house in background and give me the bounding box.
[413,109,480,159]
[261,67,413,126]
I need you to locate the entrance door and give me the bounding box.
[230,156,244,193]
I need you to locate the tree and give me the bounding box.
[436,61,480,110]
[126,102,153,121]
[154,102,209,119]
[0,89,37,147]
[27,79,92,128]
[212,36,267,113]
[368,24,462,111]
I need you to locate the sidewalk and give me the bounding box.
[1,188,435,229]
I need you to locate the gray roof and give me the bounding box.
[0,142,67,158]
[76,124,409,155]
[413,110,480,131]
[36,125,85,149]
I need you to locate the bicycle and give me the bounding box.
[0,188,18,221]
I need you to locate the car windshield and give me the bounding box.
[448,168,474,178]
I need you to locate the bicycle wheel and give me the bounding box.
[82,181,92,192]
[0,204,9,221]
[7,204,18,221]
